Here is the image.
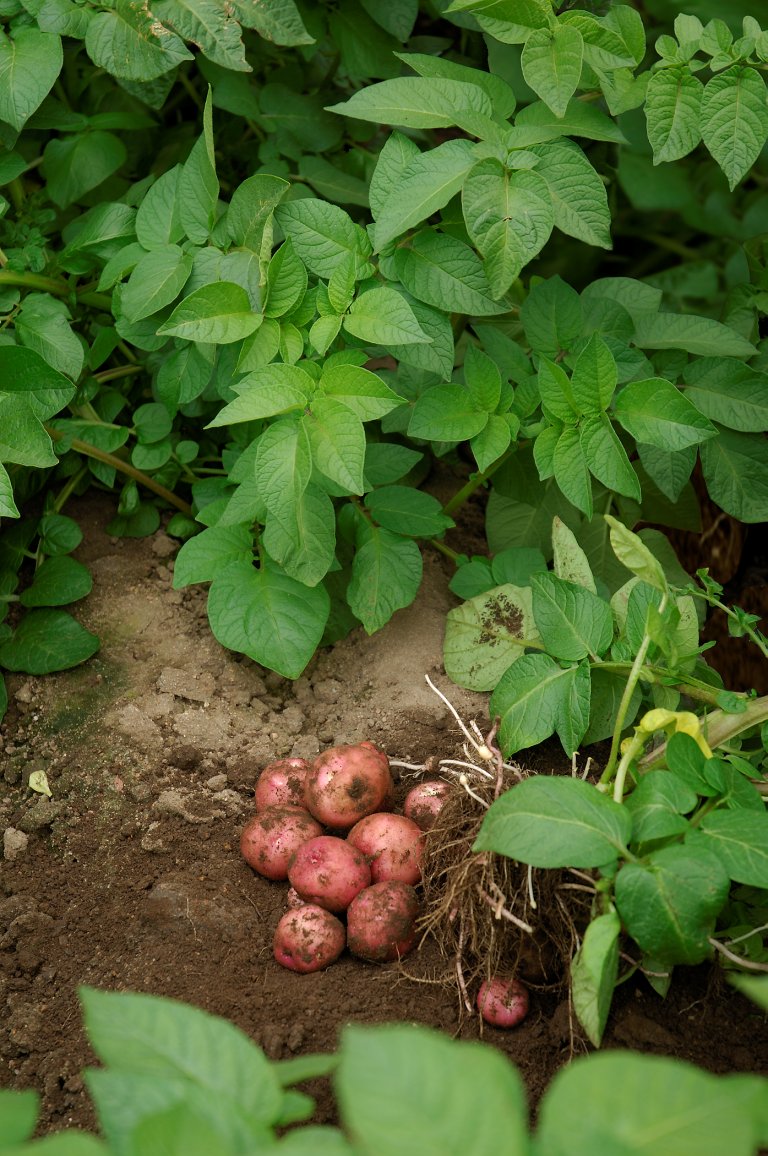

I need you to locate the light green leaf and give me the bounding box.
[475,771,631,865]
[520,274,583,359]
[208,364,312,426]
[570,911,620,1047]
[531,571,613,661]
[120,244,193,323]
[172,524,253,588]
[396,50,516,119]
[373,139,477,250]
[394,229,508,316]
[0,609,99,674]
[682,358,768,433]
[570,334,616,413]
[390,297,455,381]
[43,132,127,209]
[701,65,768,190]
[337,1023,528,1156]
[158,282,260,343]
[408,384,487,442]
[552,515,596,593]
[178,90,219,244]
[275,199,371,279]
[580,412,641,501]
[262,484,335,588]
[528,140,611,249]
[320,364,405,422]
[348,527,422,634]
[15,294,84,381]
[0,345,75,420]
[343,287,429,347]
[443,583,539,692]
[521,23,582,118]
[515,98,627,143]
[604,515,667,592]
[488,651,591,756]
[700,427,768,524]
[471,414,513,472]
[632,311,756,357]
[365,486,453,538]
[265,238,307,319]
[369,131,420,218]
[552,425,593,518]
[152,0,249,71]
[208,560,328,678]
[305,397,365,494]
[230,0,313,45]
[536,1051,763,1156]
[0,462,19,518]
[85,0,193,81]
[615,844,729,965]
[254,418,312,517]
[0,27,62,131]
[645,66,703,164]
[327,76,493,129]
[614,377,717,450]
[463,160,553,297]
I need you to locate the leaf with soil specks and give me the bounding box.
[443,583,539,692]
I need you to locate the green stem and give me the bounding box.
[45,427,192,516]
[54,465,89,513]
[600,592,669,788]
[93,365,143,385]
[430,538,462,564]
[597,661,750,708]
[442,446,517,517]
[0,270,112,312]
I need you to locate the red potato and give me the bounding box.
[254,757,311,811]
[240,805,323,881]
[346,881,420,963]
[273,905,346,973]
[403,779,450,832]
[288,835,372,913]
[477,977,529,1028]
[305,742,394,830]
[347,812,424,885]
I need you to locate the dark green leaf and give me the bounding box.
[347,527,422,634]
[475,773,631,867]
[0,609,99,674]
[531,572,613,661]
[570,911,620,1048]
[20,557,92,607]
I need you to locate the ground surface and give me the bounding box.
[1,494,767,1135]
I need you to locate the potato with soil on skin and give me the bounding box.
[254,757,311,811]
[304,741,394,830]
[288,835,372,913]
[273,904,346,973]
[346,881,420,963]
[477,976,529,1028]
[347,812,424,885]
[240,805,323,881]
[403,779,451,832]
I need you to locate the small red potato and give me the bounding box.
[346,881,420,963]
[240,805,322,881]
[254,757,311,811]
[477,976,529,1028]
[273,904,346,973]
[288,835,372,912]
[305,741,394,830]
[403,779,450,831]
[347,812,424,885]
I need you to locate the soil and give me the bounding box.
[1,493,767,1137]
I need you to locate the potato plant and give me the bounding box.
[0,0,767,737]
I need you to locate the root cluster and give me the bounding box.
[417,766,589,1015]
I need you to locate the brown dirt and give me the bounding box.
[1,494,767,1136]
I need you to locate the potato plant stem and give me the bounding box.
[442,446,518,517]
[601,592,669,794]
[45,426,193,516]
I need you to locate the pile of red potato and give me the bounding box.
[240,741,528,1028]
